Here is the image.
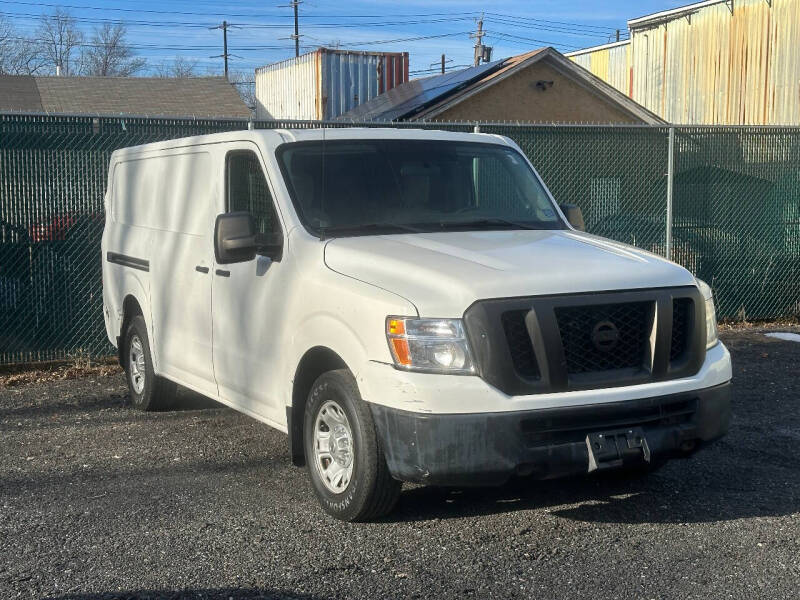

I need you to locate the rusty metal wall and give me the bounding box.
[320,51,409,120]
[568,41,632,98]
[255,49,409,121]
[568,0,800,125]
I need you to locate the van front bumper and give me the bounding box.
[370,382,731,486]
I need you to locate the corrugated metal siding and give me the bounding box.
[320,51,408,120]
[569,0,800,124]
[255,52,319,120]
[255,49,409,121]
[570,43,631,97]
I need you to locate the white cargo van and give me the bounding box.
[102,128,732,521]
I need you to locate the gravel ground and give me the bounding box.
[1,328,799,600]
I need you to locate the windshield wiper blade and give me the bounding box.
[436,218,539,231]
[318,222,423,240]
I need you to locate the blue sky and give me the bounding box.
[2,0,690,77]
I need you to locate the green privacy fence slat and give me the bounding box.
[1,114,798,364]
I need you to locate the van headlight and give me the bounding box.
[696,279,719,349]
[386,317,476,374]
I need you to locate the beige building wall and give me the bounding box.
[431,61,641,124]
[569,41,632,98]
[568,0,800,124]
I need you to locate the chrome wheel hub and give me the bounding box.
[313,400,354,494]
[129,334,146,395]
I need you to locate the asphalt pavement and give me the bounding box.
[1,328,798,599]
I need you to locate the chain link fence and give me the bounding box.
[1,114,798,364]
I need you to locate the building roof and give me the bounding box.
[0,75,251,118]
[627,0,726,28]
[339,59,506,122]
[339,47,663,124]
[565,40,631,58]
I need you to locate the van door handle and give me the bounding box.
[195,265,209,274]
[215,269,231,277]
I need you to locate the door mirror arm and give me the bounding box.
[254,232,283,262]
[559,204,586,232]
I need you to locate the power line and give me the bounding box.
[0,8,477,30]
[486,16,620,39]
[485,31,583,51]
[2,30,471,52]
[0,3,624,79]
[485,12,620,33]
[1,34,308,52]
[1,1,479,20]
[410,63,471,75]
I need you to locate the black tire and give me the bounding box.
[123,315,177,411]
[303,369,401,522]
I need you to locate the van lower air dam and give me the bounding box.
[102,127,732,521]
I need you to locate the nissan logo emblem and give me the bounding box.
[591,320,619,351]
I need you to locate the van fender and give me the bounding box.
[115,272,158,369]
[286,312,372,396]
[283,313,379,466]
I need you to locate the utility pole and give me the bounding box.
[223,21,228,78]
[210,21,230,79]
[430,55,451,74]
[290,0,302,57]
[471,14,485,67]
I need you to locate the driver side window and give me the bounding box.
[226,150,280,236]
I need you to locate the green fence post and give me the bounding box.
[666,126,675,261]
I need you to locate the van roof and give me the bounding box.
[110,127,512,159]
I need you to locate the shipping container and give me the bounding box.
[255,48,409,121]
[567,0,800,125]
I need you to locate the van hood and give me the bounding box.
[323,230,696,316]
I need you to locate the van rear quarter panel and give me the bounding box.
[103,149,216,384]
[103,156,156,350]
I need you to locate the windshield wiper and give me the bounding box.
[435,218,541,231]
[318,222,423,240]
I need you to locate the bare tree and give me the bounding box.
[228,71,255,111]
[154,56,199,78]
[37,9,83,75]
[0,15,46,74]
[0,16,16,73]
[79,22,145,76]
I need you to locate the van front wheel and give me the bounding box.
[304,369,401,521]
[124,315,176,411]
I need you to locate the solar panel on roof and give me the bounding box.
[341,59,505,122]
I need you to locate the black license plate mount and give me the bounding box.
[586,427,651,472]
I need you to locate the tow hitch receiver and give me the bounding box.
[586,427,651,472]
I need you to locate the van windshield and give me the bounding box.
[276,139,565,238]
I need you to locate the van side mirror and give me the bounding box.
[559,204,585,231]
[215,212,258,264]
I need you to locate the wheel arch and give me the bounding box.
[118,294,145,366]
[288,346,349,466]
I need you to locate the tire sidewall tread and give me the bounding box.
[124,315,175,412]
[304,369,400,521]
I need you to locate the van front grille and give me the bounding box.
[463,287,705,396]
[554,301,652,374]
[501,310,540,380]
[670,298,693,362]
